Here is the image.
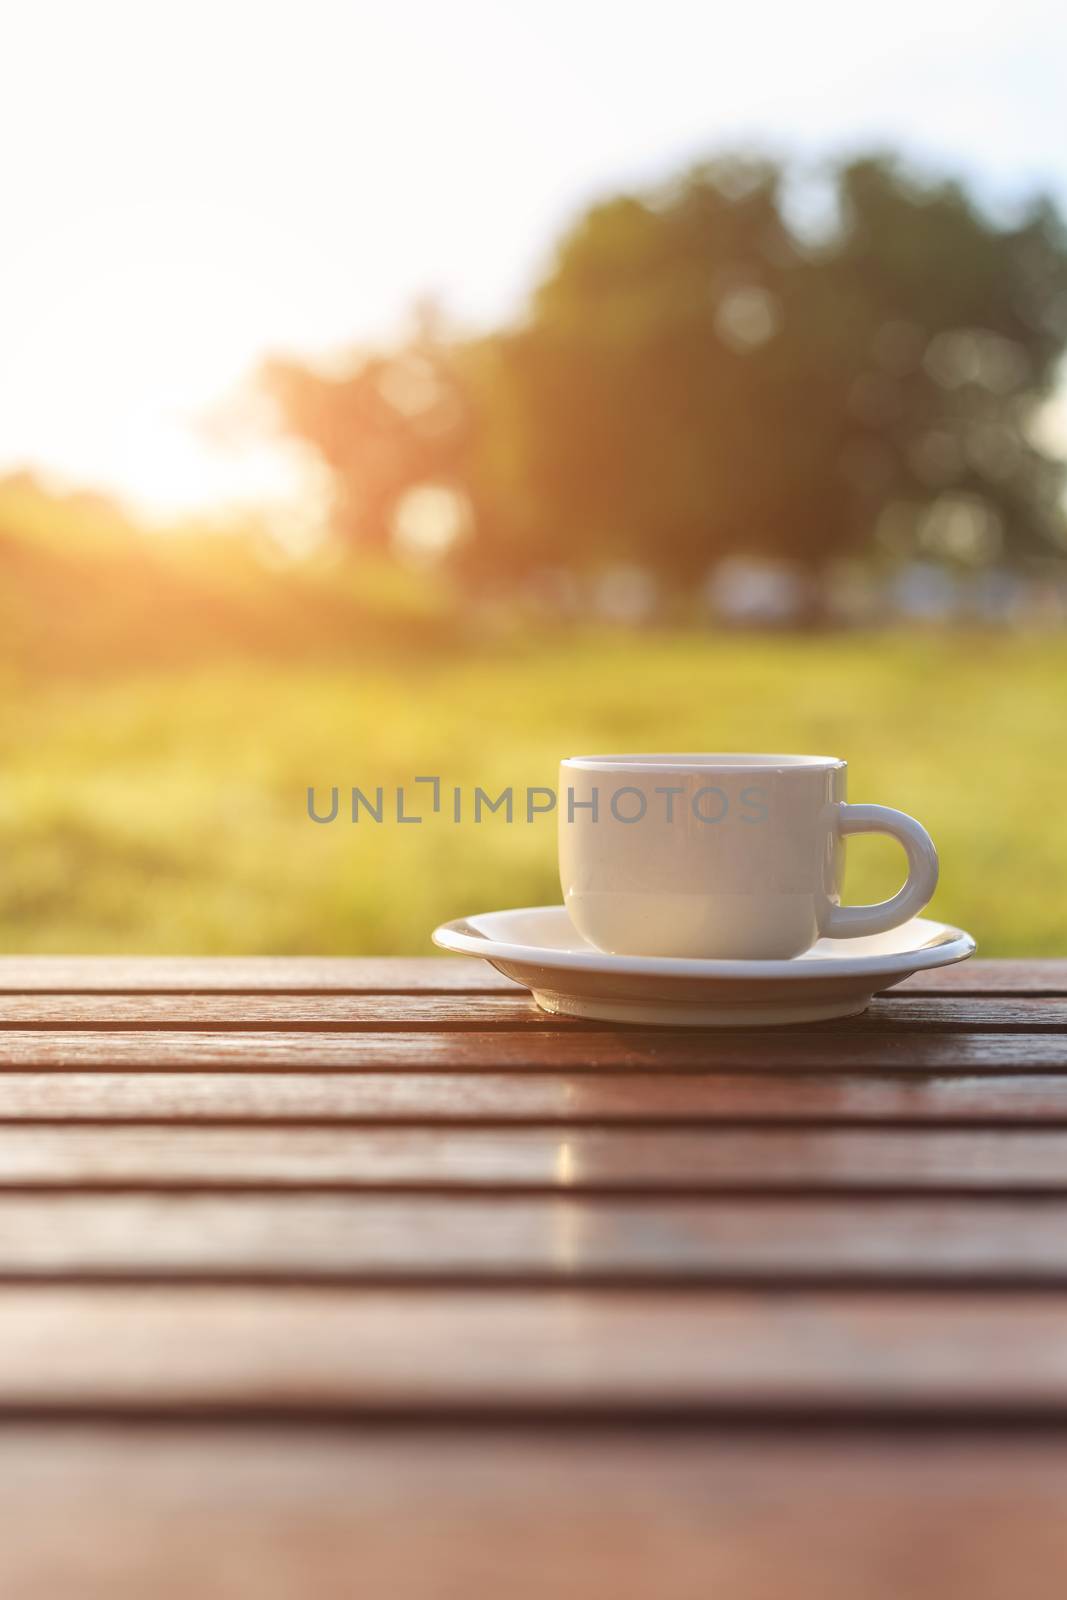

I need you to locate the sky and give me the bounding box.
[2,0,1065,519]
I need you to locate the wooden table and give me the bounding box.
[1,954,1067,1597]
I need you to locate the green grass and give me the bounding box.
[0,626,1062,955]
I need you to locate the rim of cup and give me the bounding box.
[561,753,846,773]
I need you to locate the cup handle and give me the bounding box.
[824,803,939,940]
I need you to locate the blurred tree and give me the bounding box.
[265,153,1067,593]
[822,158,1067,571]
[264,303,476,554]
[493,158,816,581]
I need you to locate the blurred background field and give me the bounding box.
[4,1,1067,957]
[1,542,1063,954]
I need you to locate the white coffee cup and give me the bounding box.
[558,754,938,960]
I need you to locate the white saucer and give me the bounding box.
[432,906,976,1027]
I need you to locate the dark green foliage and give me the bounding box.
[267,153,1067,584]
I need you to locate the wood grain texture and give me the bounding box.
[0,956,1063,995]
[0,993,552,1028]
[0,1430,1065,1600]
[893,960,1067,995]
[0,992,1062,1030]
[0,1028,1064,1072]
[0,956,516,992]
[0,1287,1064,1415]
[0,1124,1064,1191]
[6,1070,1067,1123]
[0,1193,1064,1281]
[0,953,1060,1599]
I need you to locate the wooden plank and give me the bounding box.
[0,992,1063,1030]
[7,1069,1067,1124]
[0,956,516,992]
[847,997,1067,1030]
[896,960,1067,996]
[0,1287,1065,1416]
[0,993,549,1028]
[0,1193,1065,1281]
[0,1431,1065,1600]
[0,1028,1063,1072]
[0,956,1062,997]
[0,1124,1065,1191]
